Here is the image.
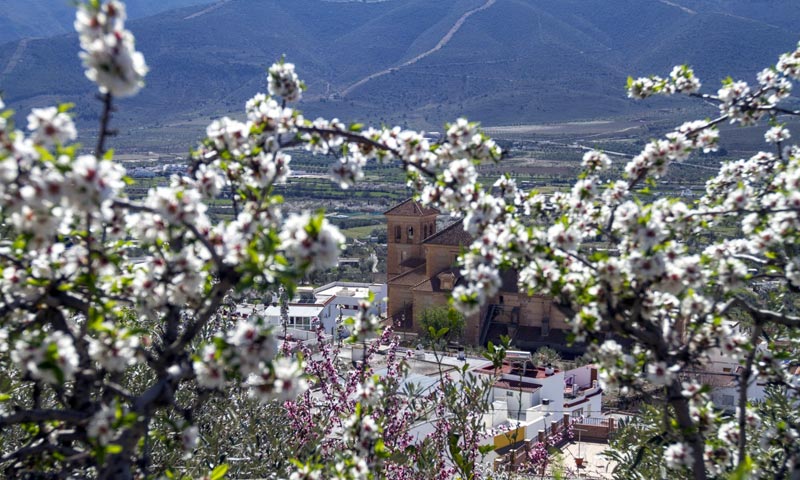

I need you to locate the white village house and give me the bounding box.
[234,282,388,337]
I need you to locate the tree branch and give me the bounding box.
[0,409,89,427]
[725,296,800,328]
[95,92,114,158]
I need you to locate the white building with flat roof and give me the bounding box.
[235,282,387,336]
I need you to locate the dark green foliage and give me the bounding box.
[420,306,465,344]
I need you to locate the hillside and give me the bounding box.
[0,0,798,152]
[0,0,214,45]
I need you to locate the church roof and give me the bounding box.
[384,198,439,217]
[388,266,429,287]
[400,257,426,269]
[411,268,464,293]
[423,220,474,247]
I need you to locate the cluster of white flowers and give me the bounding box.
[777,42,800,79]
[228,318,278,376]
[181,425,200,458]
[206,117,252,157]
[194,343,228,390]
[279,212,345,272]
[11,329,79,385]
[88,324,140,372]
[268,61,304,102]
[247,356,309,403]
[627,65,700,99]
[664,442,694,470]
[190,316,308,404]
[343,411,380,455]
[87,402,120,446]
[348,299,383,340]
[75,0,147,96]
[27,107,77,146]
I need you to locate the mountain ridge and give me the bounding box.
[0,0,797,151]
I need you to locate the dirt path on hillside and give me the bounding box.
[657,0,696,15]
[340,0,497,97]
[2,38,32,78]
[184,0,233,20]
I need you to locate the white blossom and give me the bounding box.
[87,403,118,446]
[268,61,303,102]
[280,212,344,271]
[27,107,77,146]
[11,329,79,385]
[664,442,693,470]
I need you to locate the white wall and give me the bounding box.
[565,365,596,387]
[586,393,602,418]
[537,371,565,408]
[495,388,533,419]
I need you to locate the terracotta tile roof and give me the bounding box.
[384,198,439,216]
[388,266,429,287]
[423,220,474,246]
[400,257,426,269]
[476,362,559,380]
[494,379,542,393]
[411,268,463,293]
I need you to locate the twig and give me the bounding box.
[95,92,114,158]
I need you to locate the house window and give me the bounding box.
[722,367,732,373]
[407,226,414,242]
[394,225,401,241]
[423,224,428,238]
[289,316,312,330]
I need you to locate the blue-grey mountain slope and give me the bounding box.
[0,0,215,44]
[0,0,797,149]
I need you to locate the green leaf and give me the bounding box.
[731,455,753,480]
[479,444,495,455]
[210,463,229,480]
[105,444,122,454]
[349,123,364,132]
[57,103,75,114]
[34,145,54,162]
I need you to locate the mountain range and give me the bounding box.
[0,0,213,45]
[0,0,798,152]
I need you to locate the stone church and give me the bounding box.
[385,199,582,354]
